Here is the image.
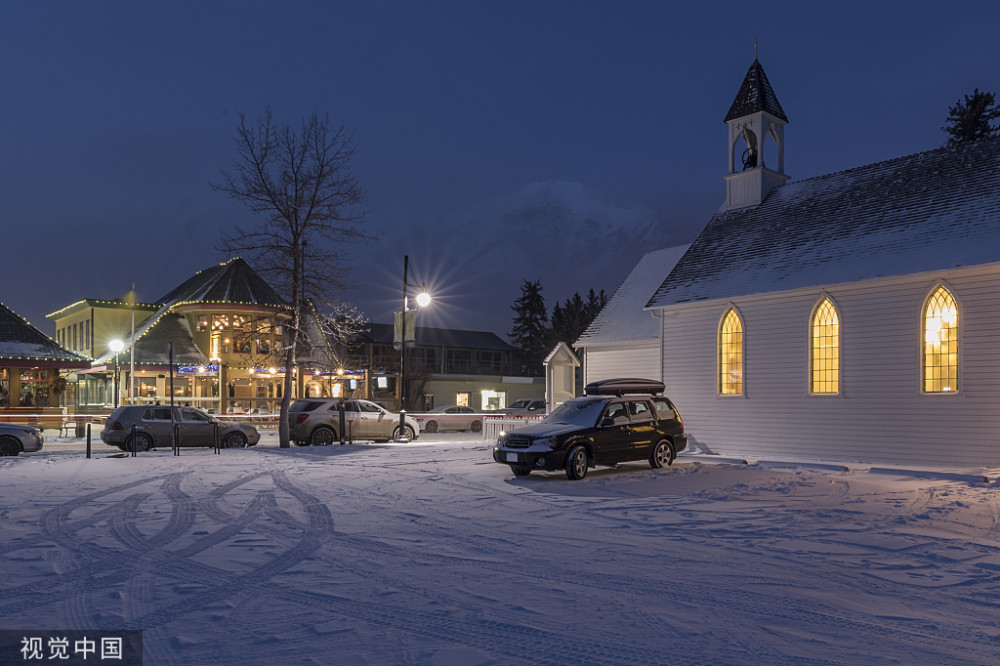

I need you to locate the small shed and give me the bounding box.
[543,342,579,412]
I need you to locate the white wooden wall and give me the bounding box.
[583,343,660,386]
[658,263,1000,467]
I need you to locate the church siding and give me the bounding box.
[582,343,659,385]
[659,263,1000,467]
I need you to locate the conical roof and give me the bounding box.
[155,258,287,309]
[724,59,788,123]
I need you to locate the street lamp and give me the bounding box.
[109,339,124,408]
[398,255,431,440]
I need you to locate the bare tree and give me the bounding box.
[214,110,375,447]
[313,299,370,393]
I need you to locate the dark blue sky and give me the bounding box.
[2,1,998,336]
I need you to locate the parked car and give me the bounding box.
[492,378,686,480]
[100,405,260,451]
[0,423,43,456]
[288,398,421,445]
[500,398,546,416]
[413,406,482,433]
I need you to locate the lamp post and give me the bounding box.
[398,255,431,440]
[109,339,124,408]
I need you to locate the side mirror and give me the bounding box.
[601,416,615,427]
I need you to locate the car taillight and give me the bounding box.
[296,413,309,424]
[109,421,124,431]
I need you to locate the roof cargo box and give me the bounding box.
[583,378,665,396]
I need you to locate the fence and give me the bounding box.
[0,409,106,437]
[481,415,546,442]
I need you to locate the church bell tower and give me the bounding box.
[723,57,789,210]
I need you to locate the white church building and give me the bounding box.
[629,58,1000,467]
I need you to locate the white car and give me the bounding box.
[0,423,44,456]
[413,406,482,433]
[288,398,421,445]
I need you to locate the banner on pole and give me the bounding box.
[393,311,415,349]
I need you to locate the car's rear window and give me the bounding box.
[652,398,680,421]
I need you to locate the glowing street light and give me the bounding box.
[398,255,431,440]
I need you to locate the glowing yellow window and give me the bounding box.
[810,298,839,394]
[719,309,743,395]
[923,286,958,393]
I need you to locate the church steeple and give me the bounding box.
[723,57,789,210]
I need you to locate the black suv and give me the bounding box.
[492,378,686,480]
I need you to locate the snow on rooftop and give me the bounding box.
[649,137,1000,308]
[576,244,688,346]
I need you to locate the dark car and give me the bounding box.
[492,378,686,480]
[100,405,260,451]
[0,423,43,456]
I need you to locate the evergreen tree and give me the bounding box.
[942,88,1000,146]
[548,289,610,348]
[584,288,609,323]
[509,279,548,376]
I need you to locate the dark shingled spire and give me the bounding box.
[724,59,788,123]
[154,257,287,308]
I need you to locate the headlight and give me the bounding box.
[497,432,506,446]
[534,436,557,449]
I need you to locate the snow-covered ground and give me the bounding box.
[3,431,1000,665]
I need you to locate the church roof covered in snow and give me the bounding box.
[576,245,688,346]
[0,301,90,365]
[648,137,1000,308]
[724,58,787,122]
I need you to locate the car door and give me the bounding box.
[142,406,175,445]
[337,401,361,439]
[456,406,476,430]
[590,401,632,465]
[625,400,657,460]
[178,407,215,447]
[355,400,391,438]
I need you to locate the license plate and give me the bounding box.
[506,452,519,463]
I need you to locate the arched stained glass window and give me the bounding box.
[923,286,958,393]
[719,309,743,395]
[810,298,840,394]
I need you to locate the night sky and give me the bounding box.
[2,1,998,338]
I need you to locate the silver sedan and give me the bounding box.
[0,423,44,456]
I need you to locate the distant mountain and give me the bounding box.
[352,181,693,339]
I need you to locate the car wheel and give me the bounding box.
[125,433,152,453]
[223,432,248,449]
[565,445,588,480]
[392,425,415,441]
[0,437,20,456]
[471,420,482,433]
[510,465,531,477]
[424,421,438,433]
[310,426,336,446]
[650,439,675,469]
